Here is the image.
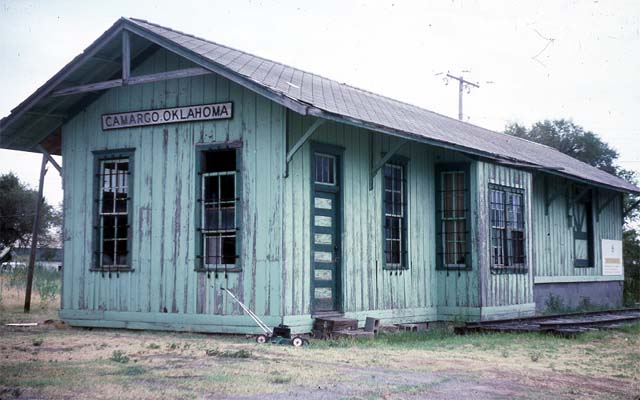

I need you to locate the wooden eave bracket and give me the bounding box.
[36,144,62,176]
[284,118,325,178]
[565,183,591,227]
[543,175,562,215]
[369,139,406,190]
[595,189,618,221]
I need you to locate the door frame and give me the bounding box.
[310,141,345,314]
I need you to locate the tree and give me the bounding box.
[0,172,61,249]
[505,119,620,174]
[506,119,640,304]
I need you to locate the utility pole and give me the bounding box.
[445,74,479,121]
[24,155,48,313]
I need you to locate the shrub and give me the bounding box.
[110,350,130,364]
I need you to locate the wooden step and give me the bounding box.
[313,316,358,339]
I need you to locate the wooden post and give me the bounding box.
[24,154,48,313]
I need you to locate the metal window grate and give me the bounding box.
[438,171,468,268]
[314,153,336,185]
[490,186,526,273]
[383,163,406,270]
[201,168,237,271]
[97,158,130,268]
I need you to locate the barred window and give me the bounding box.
[435,164,471,270]
[198,148,240,272]
[93,150,134,272]
[383,161,407,270]
[490,185,526,272]
[441,171,468,267]
[314,154,336,185]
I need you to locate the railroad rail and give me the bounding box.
[455,308,640,336]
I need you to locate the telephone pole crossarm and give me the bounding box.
[445,74,479,121]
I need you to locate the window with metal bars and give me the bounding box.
[383,160,408,270]
[92,150,134,272]
[196,147,241,273]
[436,164,471,270]
[489,184,526,273]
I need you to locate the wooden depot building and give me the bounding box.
[1,18,639,333]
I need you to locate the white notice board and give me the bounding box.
[601,239,623,276]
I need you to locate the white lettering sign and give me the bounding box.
[101,102,232,130]
[601,239,623,276]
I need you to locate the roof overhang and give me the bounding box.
[2,17,638,196]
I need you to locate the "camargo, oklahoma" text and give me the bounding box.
[101,102,232,130]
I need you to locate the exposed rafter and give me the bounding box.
[50,67,212,97]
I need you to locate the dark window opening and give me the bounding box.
[314,153,336,185]
[200,149,238,270]
[573,193,594,268]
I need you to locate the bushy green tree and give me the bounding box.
[0,172,60,249]
[506,119,639,304]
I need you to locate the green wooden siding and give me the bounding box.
[61,48,285,324]
[283,113,481,322]
[58,46,625,333]
[477,163,534,309]
[531,175,623,281]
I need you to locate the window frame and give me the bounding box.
[91,149,135,273]
[488,183,527,274]
[573,189,595,268]
[194,141,243,273]
[381,155,409,271]
[435,163,472,271]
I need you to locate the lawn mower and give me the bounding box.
[221,287,309,347]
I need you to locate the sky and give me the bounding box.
[1,0,639,208]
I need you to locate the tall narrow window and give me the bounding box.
[198,148,241,272]
[573,192,594,268]
[436,164,471,270]
[440,171,468,267]
[490,185,526,273]
[383,160,407,270]
[93,150,134,271]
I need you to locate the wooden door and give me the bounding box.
[311,151,341,312]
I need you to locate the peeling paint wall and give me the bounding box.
[477,163,534,309]
[531,174,623,279]
[61,49,285,327]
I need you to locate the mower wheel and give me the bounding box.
[291,336,304,347]
[256,334,268,344]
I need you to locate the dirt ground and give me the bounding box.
[0,287,639,400]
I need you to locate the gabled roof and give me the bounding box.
[1,17,638,194]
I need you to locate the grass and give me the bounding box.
[0,271,638,399]
[0,321,637,399]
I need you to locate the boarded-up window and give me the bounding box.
[490,185,526,273]
[197,147,241,272]
[383,160,408,270]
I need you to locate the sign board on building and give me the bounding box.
[601,239,623,276]
[102,102,232,130]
